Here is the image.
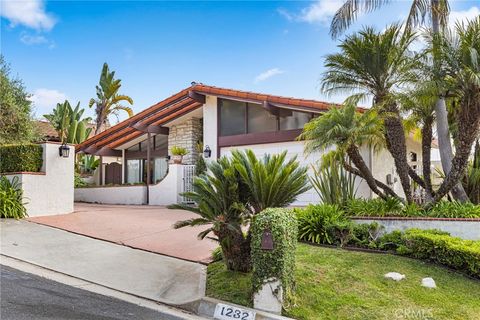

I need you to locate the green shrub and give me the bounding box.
[376,230,404,251]
[195,155,207,176]
[211,247,224,262]
[251,208,298,306]
[74,172,87,188]
[348,222,383,249]
[345,197,403,217]
[428,201,480,218]
[400,229,480,278]
[170,146,188,156]
[296,204,352,245]
[0,144,43,173]
[0,176,27,219]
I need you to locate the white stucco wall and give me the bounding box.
[4,143,74,217]
[74,164,184,206]
[74,184,146,205]
[220,141,372,206]
[203,95,218,160]
[353,218,480,240]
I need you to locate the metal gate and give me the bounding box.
[181,165,195,204]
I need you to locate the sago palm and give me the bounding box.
[231,149,310,214]
[172,156,251,272]
[322,25,420,203]
[89,63,133,134]
[299,102,400,201]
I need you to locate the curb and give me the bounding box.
[180,297,295,320]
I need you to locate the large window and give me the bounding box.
[126,159,142,184]
[220,99,246,136]
[279,111,312,130]
[248,103,277,133]
[219,98,313,136]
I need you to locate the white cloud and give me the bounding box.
[279,0,344,25]
[254,68,285,84]
[20,33,48,45]
[29,88,68,116]
[449,6,479,28]
[1,0,56,31]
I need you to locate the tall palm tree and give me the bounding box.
[89,63,133,134]
[429,18,480,205]
[299,102,400,201]
[330,0,469,201]
[322,25,420,203]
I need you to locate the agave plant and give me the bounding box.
[0,176,27,219]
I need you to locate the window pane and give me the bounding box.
[153,158,168,183]
[154,134,168,151]
[127,160,141,184]
[247,103,277,133]
[279,111,312,130]
[220,99,246,136]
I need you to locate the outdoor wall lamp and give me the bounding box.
[59,143,70,158]
[203,145,212,158]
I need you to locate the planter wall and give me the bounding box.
[352,217,480,240]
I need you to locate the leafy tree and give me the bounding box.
[321,25,420,203]
[89,63,133,134]
[44,100,92,144]
[172,150,309,272]
[0,55,38,144]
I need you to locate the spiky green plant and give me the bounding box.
[310,162,357,207]
[44,100,92,144]
[0,176,27,219]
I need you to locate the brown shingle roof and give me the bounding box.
[35,121,60,141]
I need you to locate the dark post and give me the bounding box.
[146,132,151,205]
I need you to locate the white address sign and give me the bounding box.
[214,303,256,320]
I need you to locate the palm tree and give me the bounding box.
[330,0,469,202]
[398,83,438,201]
[321,25,420,203]
[299,102,401,201]
[89,63,133,134]
[428,18,480,205]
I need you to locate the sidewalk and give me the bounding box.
[0,219,206,306]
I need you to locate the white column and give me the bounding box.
[203,95,218,160]
[121,149,126,184]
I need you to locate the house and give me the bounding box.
[75,83,423,206]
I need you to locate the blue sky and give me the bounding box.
[1,0,479,122]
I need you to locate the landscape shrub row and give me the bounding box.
[0,144,43,173]
[295,204,480,278]
[344,198,480,219]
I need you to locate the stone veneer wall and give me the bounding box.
[168,117,203,165]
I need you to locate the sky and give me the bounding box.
[1,0,479,122]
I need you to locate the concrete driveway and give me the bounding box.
[28,203,217,264]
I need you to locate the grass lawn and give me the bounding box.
[206,243,480,320]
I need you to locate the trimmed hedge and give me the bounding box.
[399,229,480,278]
[0,144,43,173]
[251,208,298,306]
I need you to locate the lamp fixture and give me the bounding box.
[203,145,212,158]
[59,143,70,158]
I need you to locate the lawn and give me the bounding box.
[207,243,480,320]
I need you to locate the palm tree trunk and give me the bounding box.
[94,104,105,135]
[422,116,435,201]
[431,0,469,202]
[345,145,401,201]
[218,227,252,272]
[381,105,413,203]
[429,97,480,205]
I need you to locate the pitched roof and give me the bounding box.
[35,120,60,141]
[77,83,362,153]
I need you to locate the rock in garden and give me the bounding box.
[421,277,436,288]
[384,272,406,281]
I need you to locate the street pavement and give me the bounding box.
[1,265,172,320]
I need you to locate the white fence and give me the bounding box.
[181,165,196,204]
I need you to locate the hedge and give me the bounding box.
[251,208,298,307]
[399,229,480,278]
[0,144,43,173]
